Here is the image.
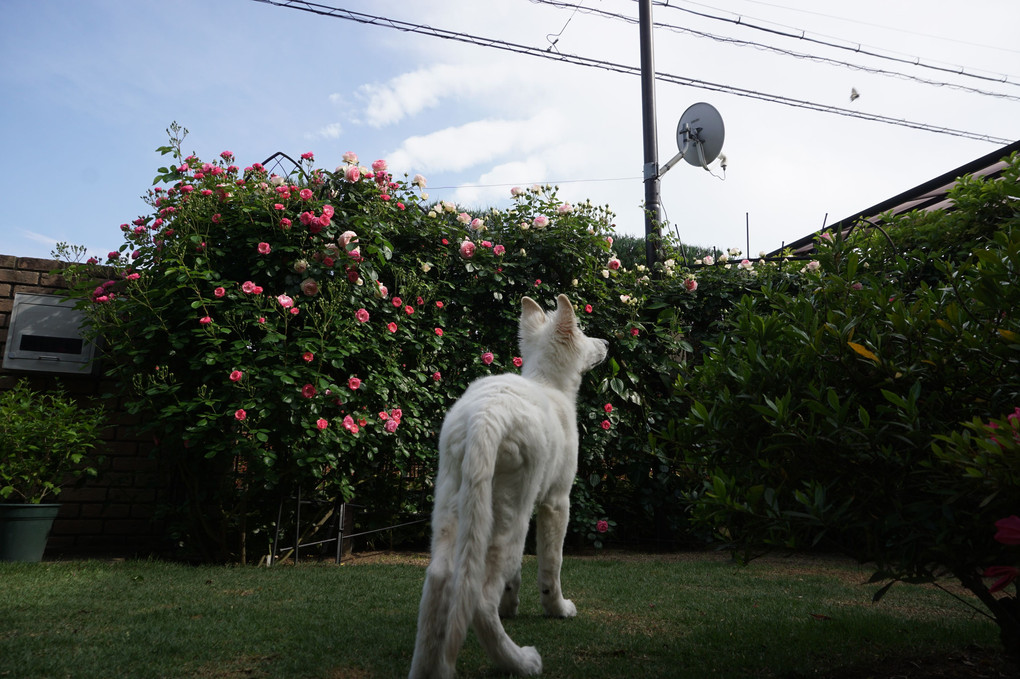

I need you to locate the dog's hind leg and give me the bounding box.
[499,566,522,618]
[473,563,542,676]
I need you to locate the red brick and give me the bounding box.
[17,257,62,272]
[0,270,39,285]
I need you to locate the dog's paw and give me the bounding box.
[545,598,577,618]
[515,646,543,676]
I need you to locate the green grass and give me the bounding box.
[0,552,1001,678]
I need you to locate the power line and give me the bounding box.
[531,0,1020,103]
[248,0,1011,145]
[649,0,1020,88]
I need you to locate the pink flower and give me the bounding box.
[107,251,120,260]
[436,301,444,309]
[404,305,414,316]
[242,281,257,294]
[355,308,370,323]
[557,202,573,214]
[435,328,443,337]
[277,294,294,308]
[258,242,271,255]
[372,159,387,172]
[684,277,699,292]
[481,352,494,365]
[585,304,593,314]
[388,322,398,333]
[390,408,402,421]
[199,316,212,325]
[513,356,523,368]
[300,278,319,296]
[316,418,329,431]
[342,151,358,164]
[604,403,613,413]
[274,203,285,211]
[302,384,317,398]
[378,411,390,421]
[348,377,361,390]
[384,419,399,433]
[290,307,300,315]
[601,420,611,430]
[126,273,141,281]
[392,296,403,308]
[342,415,359,434]
[302,351,314,362]
[493,244,505,256]
[608,258,621,271]
[532,214,550,229]
[596,520,609,533]
[416,296,425,306]
[214,287,226,298]
[983,565,1019,593]
[432,371,441,382]
[258,317,266,324]
[229,370,243,382]
[459,241,476,258]
[234,409,247,421]
[299,188,313,200]
[344,166,361,183]
[631,328,640,336]
[993,516,1020,545]
[301,152,314,161]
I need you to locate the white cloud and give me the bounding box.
[315,122,343,140]
[387,109,567,174]
[452,159,547,207]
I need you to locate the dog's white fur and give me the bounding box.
[408,294,608,679]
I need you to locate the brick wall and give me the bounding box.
[0,254,168,557]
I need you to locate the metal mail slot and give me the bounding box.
[3,293,97,374]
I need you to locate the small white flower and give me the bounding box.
[601,269,610,278]
[422,262,432,273]
[413,174,427,189]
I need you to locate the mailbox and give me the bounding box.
[3,293,98,375]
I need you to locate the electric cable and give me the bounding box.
[248,0,1012,145]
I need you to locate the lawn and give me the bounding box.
[0,551,1006,678]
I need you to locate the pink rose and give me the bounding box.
[372,159,387,172]
[214,287,226,298]
[604,403,613,413]
[596,520,609,533]
[392,297,403,308]
[557,202,573,214]
[532,214,549,229]
[277,294,294,308]
[432,371,441,382]
[316,418,329,431]
[301,152,314,161]
[107,251,120,260]
[684,277,698,292]
[229,370,243,382]
[348,377,361,390]
[435,328,443,337]
[388,322,398,333]
[234,409,247,421]
[631,328,640,336]
[343,165,360,182]
[303,352,314,362]
[302,384,317,398]
[299,188,313,200]
[342,415,359,434]
[404,305,414,316]
[994,516,1020,545]
[601,420,611,430]
[493,244,505,256]
[384,419,399,433]
[608,258,621,270]
[459,241,476,258]
[584,304,593,313]
[355,308,370,323]
[242,281,257,294]
[199,316,212,325]
[342,151,358,164]
[300,278,319,296]
[513,356,523,368]
[258,242,271,255]
[481,352,494,365]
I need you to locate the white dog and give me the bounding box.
[408,294,608,679]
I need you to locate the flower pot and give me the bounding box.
[0,503,61,562]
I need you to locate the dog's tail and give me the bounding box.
[441,413,501,670]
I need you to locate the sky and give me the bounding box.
[1,0,1017,263]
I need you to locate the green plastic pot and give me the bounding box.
[0,503,61,562]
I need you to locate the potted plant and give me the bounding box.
[0,379,104,562]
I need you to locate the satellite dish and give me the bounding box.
[676,102,725,168]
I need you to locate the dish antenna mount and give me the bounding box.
[657,102,725,178]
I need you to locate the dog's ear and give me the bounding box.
[520,296,546,330]
[553,294,577,339]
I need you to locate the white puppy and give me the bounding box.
[409,294,608,679]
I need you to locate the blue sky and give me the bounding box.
[2,0,1017,262]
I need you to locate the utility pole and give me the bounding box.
[639,0,660,268]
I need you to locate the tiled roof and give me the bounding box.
[774,138,1020,256]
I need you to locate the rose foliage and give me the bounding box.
[61,125,791,561]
